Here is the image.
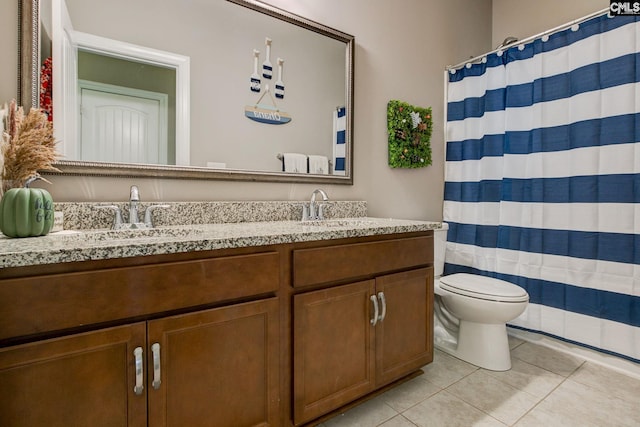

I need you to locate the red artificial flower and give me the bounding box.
[40,57,53,122]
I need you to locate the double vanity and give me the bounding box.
[0,199,438,426]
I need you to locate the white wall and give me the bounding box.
[492,0,609,48]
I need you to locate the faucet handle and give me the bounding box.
[144,204,170,228]
[301,205,309,221]
[95,205,123,229]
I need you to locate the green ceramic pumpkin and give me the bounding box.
[0,187,54,238]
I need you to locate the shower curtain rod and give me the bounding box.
[446,7,610,71]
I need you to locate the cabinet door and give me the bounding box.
[147,298,280,427]
[375,267,433,386]
[293,280,376,425]
[0,323,147,427]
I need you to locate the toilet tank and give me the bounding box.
[434,222,449,277]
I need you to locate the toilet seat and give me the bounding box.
[439,273,529,303]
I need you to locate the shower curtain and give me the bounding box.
[444,12,640,362]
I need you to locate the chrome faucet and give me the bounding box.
[95,185,169,229]
[129,185,170,227]
[129,185,140,224]
[303,188,329,221]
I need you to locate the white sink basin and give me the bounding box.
[53,226,205,242]
[300,218,380,228]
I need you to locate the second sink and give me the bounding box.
[300,218,380,228]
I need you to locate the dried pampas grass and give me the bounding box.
[1,99,59,193]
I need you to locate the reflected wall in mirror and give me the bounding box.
[77,51,178,165]
[20,0,354,184]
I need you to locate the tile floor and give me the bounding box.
[319,337,640,427]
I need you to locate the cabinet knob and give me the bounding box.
[133,346,144,395]
[370,295,379,326]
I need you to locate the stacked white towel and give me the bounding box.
[283,153,308,173]
[308,155,329,174]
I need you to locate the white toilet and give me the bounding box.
[433,223,529,371]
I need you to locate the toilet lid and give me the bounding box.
[439,273,529,302]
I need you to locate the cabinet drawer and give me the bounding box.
[293,235,433,288]
[0,251,280,341]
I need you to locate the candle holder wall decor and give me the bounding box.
[387,100,432,168]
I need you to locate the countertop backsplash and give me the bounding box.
[57,200,368,230]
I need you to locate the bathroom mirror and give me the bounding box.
[19,0,354,184]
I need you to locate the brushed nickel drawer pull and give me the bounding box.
[377,292,387,322]
[134,346,144,395]
[370,294,379,326]
[151,343,162,390]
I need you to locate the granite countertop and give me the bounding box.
[0,218,441,269]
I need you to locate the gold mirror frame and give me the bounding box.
[18,0,354,184]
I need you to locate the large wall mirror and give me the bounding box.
[19,0,354,184]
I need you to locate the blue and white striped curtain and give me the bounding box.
[444,12,640,363]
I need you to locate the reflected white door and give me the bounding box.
[80,85,168,164]
[52,0,78,159]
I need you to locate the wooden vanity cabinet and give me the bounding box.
[291,234,434,425]
[375,268,434,386]
[0,248,281,427]
[293,280,376,423]
[0,229,434,427]
[0,299,279,427]
[0,323,147,427]
[147,298,280,427]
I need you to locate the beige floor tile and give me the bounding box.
[421,349,477,388]
[379,415,418,427]
[381,376,441,412]
[323,395,398,427]
[519,378,640,427]
[511,342,584,377]
[484,357,564,398]
[513,404,586,427]
[319,342,640,427]
[508,334,525,350]
[569,361,640,404]
[446,370,540,425]
[403,390,506,427]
